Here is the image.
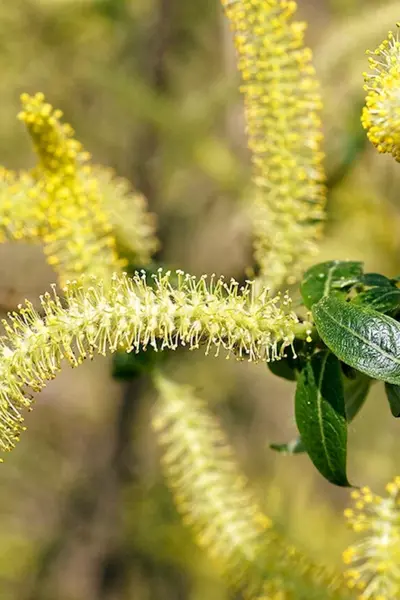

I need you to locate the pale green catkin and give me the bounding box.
[0,269,304,454]
[153,374,351,600]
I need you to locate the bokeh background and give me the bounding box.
[1,0,400,598]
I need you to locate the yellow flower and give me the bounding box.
[362,25,400,162]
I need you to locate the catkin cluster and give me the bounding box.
[0,93,157,284]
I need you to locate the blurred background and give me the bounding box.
[1,0,400,598]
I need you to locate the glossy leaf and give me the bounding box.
[385,383,400,417]
[352,287,400,316]
[362,272,394,288]
[267,340,303,381]
[270,438,305,454]
[295,351,349,486]
[300,260,363,309]
[343,371,371,422]
[268,360,296,381]
[340,362,357,380]
[313,296,400,385]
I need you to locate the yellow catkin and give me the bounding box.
[9,93,158,280]
[17,93,126,284]
[343,478,400,598]
[362,24,400,162]
[221,0,326,289]
[0,168,41,242]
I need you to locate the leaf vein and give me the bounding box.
[318,303,400,367]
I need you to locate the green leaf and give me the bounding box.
[313,296,400,385]
[385,383,400,417]
[343,370,371,422]
[268,359,297,381]
[300,260,363,309]
[352,287,400,316]
[267,340,311,381]
[295,351,349,486]
[270,438,305,454]
[362,272,394,288]
[340,362,357,380]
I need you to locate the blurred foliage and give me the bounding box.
[1,0,400,599]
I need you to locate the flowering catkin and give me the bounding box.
[17,92,124,283]
[362,25,400,162]
[154,374,350,599]
[343,480,400,599]
[10,93,157,283]
[153,374,272,590]
[0,269,301,454]
[221,0,326,289]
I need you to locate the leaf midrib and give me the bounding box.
[323,265,336,298]
[316,352,335,476]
